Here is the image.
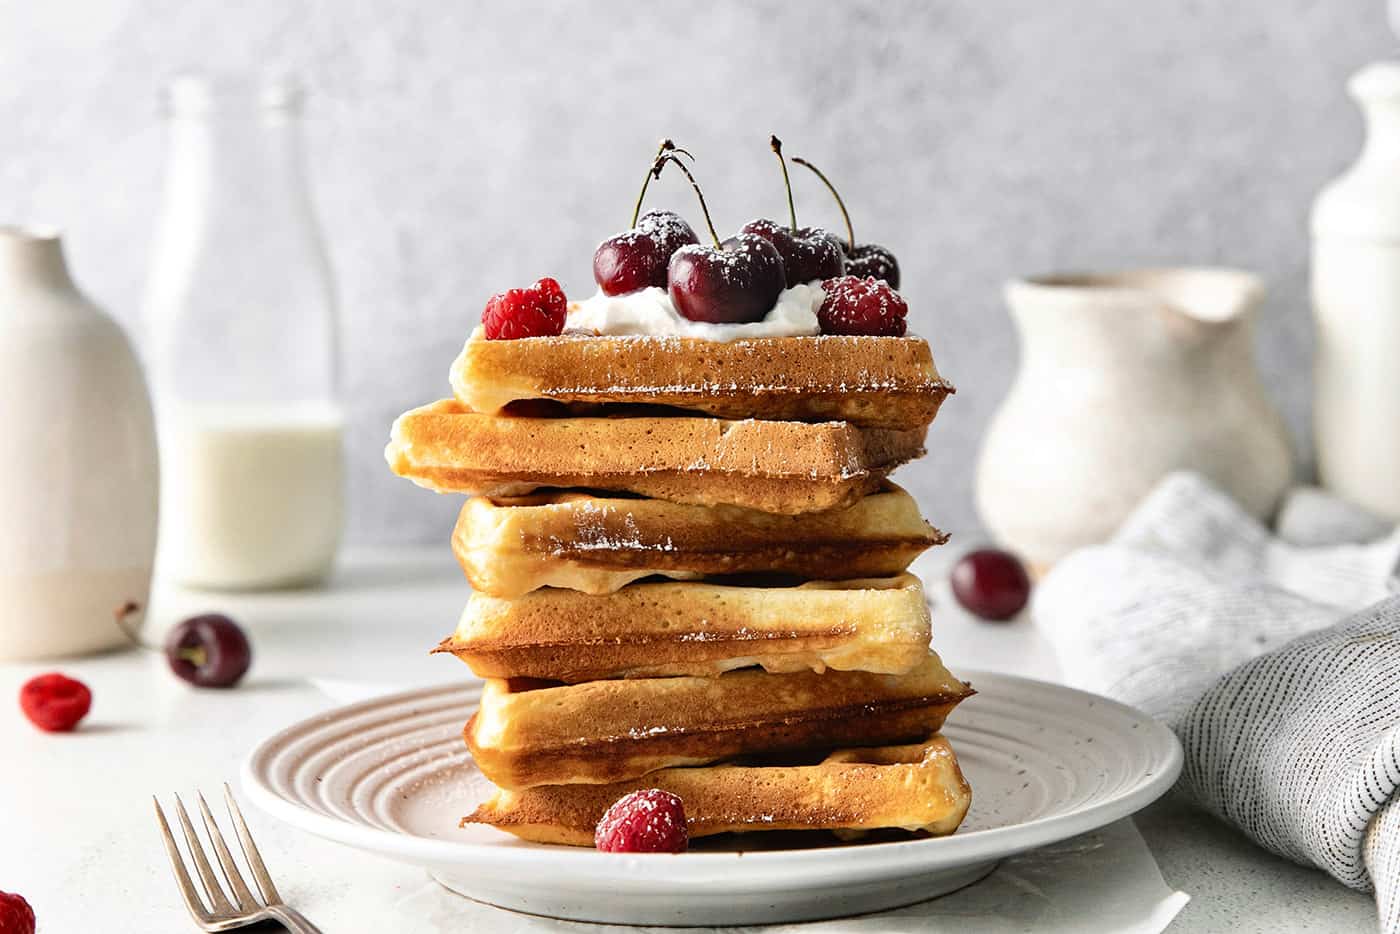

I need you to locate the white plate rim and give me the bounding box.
[241,669,1183,882]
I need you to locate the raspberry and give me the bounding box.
[482,277,568,340]
[594,789,688,853]
[817,275,908,336]
[19,672,91,733]
[0,890,35,934]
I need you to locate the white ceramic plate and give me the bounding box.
[242,670,1182,926]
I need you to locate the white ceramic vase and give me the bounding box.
[1311,62,1400,520]
[976,268,1294,570]
[0,228,158,659]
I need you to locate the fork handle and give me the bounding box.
[266,904,324,934]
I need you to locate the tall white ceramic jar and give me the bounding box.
[0,228,158,660]
[1312,62,1400,520]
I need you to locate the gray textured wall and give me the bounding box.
[2,1,1391,543]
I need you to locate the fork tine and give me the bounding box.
[224,783,283,905]
[173,793,237,914]
[153,797,212,922]
[196,791,260,910]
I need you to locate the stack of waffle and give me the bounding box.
[386,330,975,846]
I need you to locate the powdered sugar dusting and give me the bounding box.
[636,210,695,248]
[550,500,679,553]
[626,725,673,739]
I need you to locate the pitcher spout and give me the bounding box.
[1131,267,1264,325]
[1007,267,1263,327]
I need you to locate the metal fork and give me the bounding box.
[153,784,322,933]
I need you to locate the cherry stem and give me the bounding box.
[113,600,158,653]
[791,156,855,252]
[655,152,722,249]
[630,139,675,228]
[178,646,208,667]
[630,139,696,228]
[770,136,798,233]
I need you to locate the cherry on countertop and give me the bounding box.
[164,613,253,688]
[951,548,1032,622]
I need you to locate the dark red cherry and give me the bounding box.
[636,210,699,259]
[669,233,786,324]
[739,218,844,287]
[950,549,1031,621]
[739,218,795,266]
[795,226,846,283]
[594,231,666,295]
[845,243,900,289]
[652,152,787,324]
[164,613,252,687]
[747,137,846,287]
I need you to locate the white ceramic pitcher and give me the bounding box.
[976,268,1294,569]
[0,228,158,659]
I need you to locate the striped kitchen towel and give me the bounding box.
[1034,472,1400,931]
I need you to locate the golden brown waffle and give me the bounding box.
[437,573,932,682]
[463,734,971,846]
[451,483,945,597]
[451,331,954,431]
[465,654,973,789]
[385,399,926,514]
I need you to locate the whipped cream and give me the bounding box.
[566,282,824,340]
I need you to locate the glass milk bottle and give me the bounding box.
[1311,63,1400,520]
[143,74,343,589]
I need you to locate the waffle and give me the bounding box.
[385,399,926,514]
[463,734,970,846]
[437,573,932,682]
[451,330,954,431]
[465,654,973,789]
[452,483,945,597]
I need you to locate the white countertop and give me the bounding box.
[0,546,1378,932]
